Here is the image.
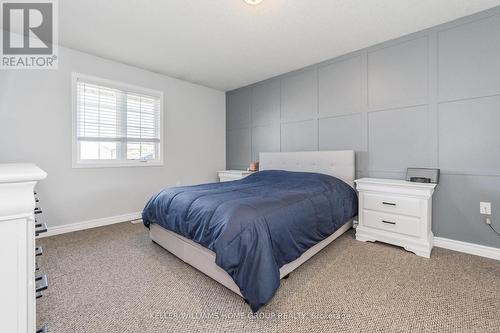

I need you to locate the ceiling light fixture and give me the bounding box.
[244,0,264,5]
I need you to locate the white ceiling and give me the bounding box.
[59,0,500,91]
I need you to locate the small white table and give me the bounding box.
[217,170,253,182]
[355,178,437,258]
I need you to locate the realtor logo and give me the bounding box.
[1,0,58,69]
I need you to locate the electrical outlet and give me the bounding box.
[480,202,491,215]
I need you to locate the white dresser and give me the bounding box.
[355,178,437,258]
[0,164,47,333]
[217,170,253,182]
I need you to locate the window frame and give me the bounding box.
[71,72,164,168]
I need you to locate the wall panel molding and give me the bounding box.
[318,55,363,117]
[225,7,500,249]
[281,69,318,123]
[437,13,500,101]
[367,36,429,109]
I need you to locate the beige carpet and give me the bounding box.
[37,222,500,333]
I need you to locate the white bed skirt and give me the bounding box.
[150,219,353,297]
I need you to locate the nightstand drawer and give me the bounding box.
[364,193,421,217]
[363,210,420,237]
[219,175,241,182]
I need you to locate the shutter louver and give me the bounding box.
[75,78,161,164]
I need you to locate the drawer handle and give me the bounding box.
[382,220,396,225]
[36,324,48,333]
[382,202,396,206]
[34,207,42,214]
[36,246,43,256]
[36,274,49,293]
[35,222,48,236]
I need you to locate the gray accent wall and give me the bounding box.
[226,7,500,248]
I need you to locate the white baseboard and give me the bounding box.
[434,237,500,261]
[37,213,500,261]
[38,212,142,238]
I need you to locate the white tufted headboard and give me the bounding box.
[259,150,355,187]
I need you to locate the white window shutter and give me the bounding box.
[74,75,162,166]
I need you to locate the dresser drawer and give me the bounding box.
[363,210,420,237]
[364,193,421,217]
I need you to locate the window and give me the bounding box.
[72,73,163,167]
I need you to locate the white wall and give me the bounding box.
[0,46,226,228]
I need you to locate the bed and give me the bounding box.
[142,150,358,312]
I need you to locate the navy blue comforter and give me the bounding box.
[142,170,358,311]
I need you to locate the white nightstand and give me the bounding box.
[355,178,437,258]
[218,170,253,182]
